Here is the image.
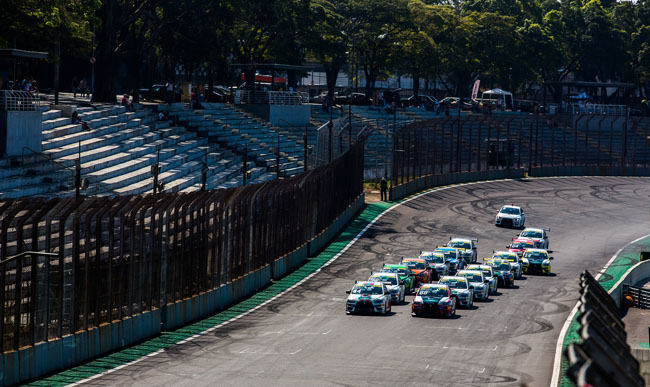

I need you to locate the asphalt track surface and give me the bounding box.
[86,177,650,387]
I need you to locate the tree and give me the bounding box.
[350,0,409,101]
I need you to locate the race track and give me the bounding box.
[86,177,650,387]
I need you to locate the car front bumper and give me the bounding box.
[411,303,453,317]
[347,301,386,314]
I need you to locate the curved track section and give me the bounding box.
[87,177,650,387]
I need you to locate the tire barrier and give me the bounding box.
[564,271,644,387]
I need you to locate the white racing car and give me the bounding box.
[368,272,405,303]
[495,205,525,228]
[517,227,550,249]
[346,281,392,315]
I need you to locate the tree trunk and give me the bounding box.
[324,62,341,106]
[93,0,117,103]
[54,40,60,105]
[413,74,420,98]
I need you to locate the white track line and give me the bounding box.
[66,176,649,386]
[549,232,650,387]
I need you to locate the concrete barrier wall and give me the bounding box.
[1,193,365,386]
[608,260,650,309]
[1,310,161,386]
[390,169,526,201]
[530,166,650,178]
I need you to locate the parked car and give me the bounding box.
[439,97,475,110]
[140,84,181,102]
[401,95,437,107]
[515,99,543,113]
[333,92,371,105]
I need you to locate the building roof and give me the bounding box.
[0,49,48,59]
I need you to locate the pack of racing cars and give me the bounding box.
[345,204,555,317]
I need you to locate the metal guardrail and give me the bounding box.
[235,90,308,105]
[0,90,40,111]
[623,284,650,310]
[564,271,644,387]
[569,103,628,116]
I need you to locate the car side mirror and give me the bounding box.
[506,245,510,249]
[484,279,490,283]
[345,290,351,294]
[550,257,554,260]
[399,280,405,285]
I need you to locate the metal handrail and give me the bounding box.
[0,251,58,265]
[90,181,120,196]
[21,146,75,186]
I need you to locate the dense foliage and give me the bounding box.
[3,0,650,102]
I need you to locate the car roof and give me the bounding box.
[500,205,521,210]
[525,248,548,253]
[370,272,398,278]
[403,257,426,262]
[420,251,444,256]
[435,247,456,251]
[468,264,491,270]
[494,251,517,256]
[522,227,543,232]
[440,276,466,281]
[457,270,483,276]
[421,283,448,290]
[450,238,472,243]
[356,281,384,286]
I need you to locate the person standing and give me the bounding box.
[379,177,388,201]
[79,79,87,97]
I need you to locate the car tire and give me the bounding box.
[386,301,392,314]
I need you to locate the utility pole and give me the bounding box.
[328,121,333,163]
[303,132,308,171]
[152,149,160,194]
[276,135,281,178]
[201,150,208,191]
[349,100,352,148]
[242,146,248,186]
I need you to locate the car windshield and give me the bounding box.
[436,251,456,260]
[383,267,408,276]
[524,251,547,260]
[510,242,533,249]
[462,273,482,282]
[424,255,445,264]
[521,230,543,238]
[491,262,511,271]
[419,288,448,297]
[494,254,516,261]
[440,279,467,289]
[481,269,492,277]
[500,207,520,215]
[370,276,397,285]
[403,261,426,270]
[351,284,384,294]
[448,241,471,249]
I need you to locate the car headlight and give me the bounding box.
[439,299,452,306]
[542,260,551,266]
[373,298,384,304]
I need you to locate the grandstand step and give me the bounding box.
[101,140,210,192]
